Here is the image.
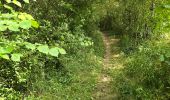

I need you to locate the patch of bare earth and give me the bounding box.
[93,33,121,100]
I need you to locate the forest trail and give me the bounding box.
[93,33,120,100]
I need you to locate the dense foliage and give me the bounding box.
[0,0,170,99]
[109,0,170,100]
[0,0,106,99]
[102,0,170,50]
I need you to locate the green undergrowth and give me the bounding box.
[28,53,102,100]
[111,33,170,100]
[90,31,105,57]
[24,31,104,100]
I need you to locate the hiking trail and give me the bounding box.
[93,33,121,100]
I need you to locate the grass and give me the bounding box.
[26,51,103,100]
[25,31,105,100]
[108,33,170,100]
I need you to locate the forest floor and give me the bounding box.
[93,32,123,100]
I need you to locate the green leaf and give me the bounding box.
[0,46,13,54]
[0,54,10,60]
[31,20,39,28]
[0,25,7,31]
[11,53,23,62]
[5,21,20,31]
[58,48,66,54]
[49,47,59,57]
[23,0,29,3]
[165,61,170,65]
[8,25,19,31]
[25,42,36,50]
[0,97,5,100]
[0,21,6,25]
[37,45,49,54]
[165,52,170,58]
[164,4,170,9]
[0,47,5,54]
[24,13,34,20]
[19,20,32,29]
[7,21,19,31]
[4,46,14,53]
[160,55,165,62]
[3,4,13,11]
[1,13,15,19]
[5,20,18,26]
[5,0,11,3]
[18,14,26,20]
[18,13,34,20]
[12,0,22,7]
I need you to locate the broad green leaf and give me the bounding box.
[35,43,42,46]
[12,0,22,7]
[37,45,49,54]
[24,13,34,20]
[165,52,170,58]
[0,47,7,54]
[23,0,29,3]
[49,47,59,57]
[0,97,5,100]
[159,55,165,62]
[0,54,10,60]
[0,46,13,54]
[8,25,19,31]
[5,0,11,3]
[164,4,170,9]
[165,61,170,65]
[3,4,13,11]
[19,20,32,29]
[5,20,19,31]
[18,14,26,20]
[11,53,23,62]
[0,21,6,25]
[5,20,18,26]
[4,46,14,53]
[0,26,7,31]
[18,13,34,20]
[25,42,36,50]
[58,48,66,54]
[31,20,39,28]
[1,13,15,19]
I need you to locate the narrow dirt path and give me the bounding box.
[93,33,120,100]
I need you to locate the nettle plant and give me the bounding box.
[0,0,66,62]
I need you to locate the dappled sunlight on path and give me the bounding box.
[93,33,123,100]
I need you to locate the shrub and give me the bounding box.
[114,36,170,100]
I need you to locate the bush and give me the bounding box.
[24,46,103,100]
[89,31,105,57]
[114,36,170,100]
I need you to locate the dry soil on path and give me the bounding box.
[93,33,120,100]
